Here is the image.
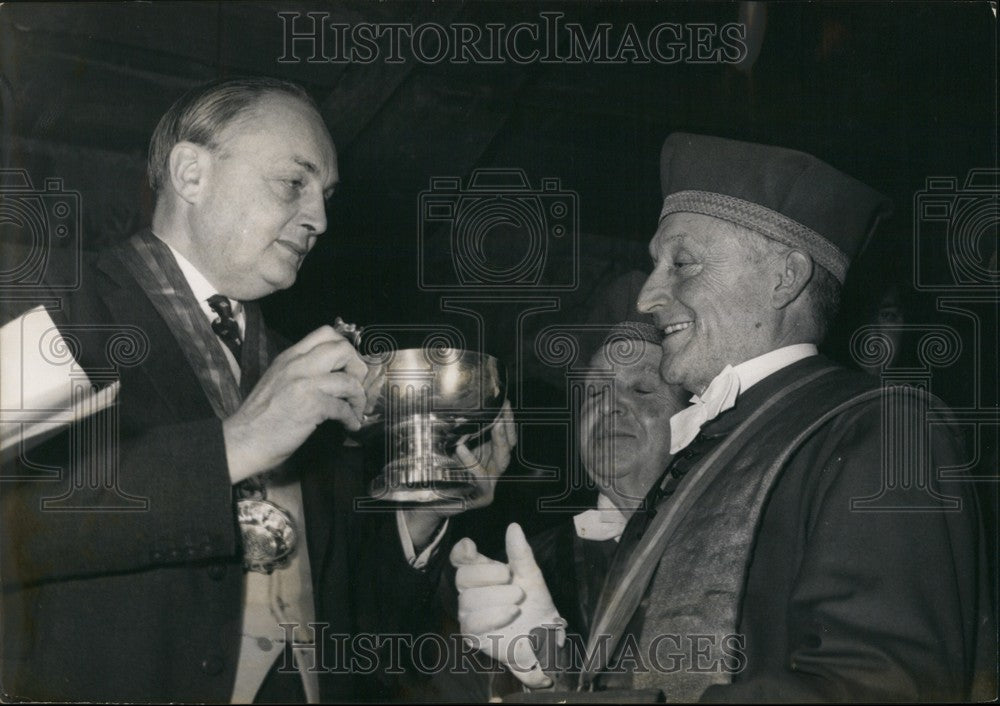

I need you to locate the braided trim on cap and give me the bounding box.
[659,190,849,282]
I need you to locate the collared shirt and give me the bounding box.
[573,492,629,543]
[163,243,444,702]
[397,512,450,567]
[167,243,446,567]
[668,344,820,456]
[573,348,820,544]
[163,243,318,702]
[165,243,245,381]
[730,343,818,393]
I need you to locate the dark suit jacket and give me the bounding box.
[528,519,616,649]
[621,357,996,702]
[407,358,996,702]
[0,246,437,702]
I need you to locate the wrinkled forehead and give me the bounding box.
[649,211,744,256]
[219,94,337,177]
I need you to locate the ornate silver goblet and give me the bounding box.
[355,347,507,503]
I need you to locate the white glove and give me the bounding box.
[450,523,567,689]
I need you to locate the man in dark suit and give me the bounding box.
[452,134,996,701]
[0,77,506,702]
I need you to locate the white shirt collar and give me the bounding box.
[573,492,629,543]
[666,343,819,455]
[730,343,818,393]
[596,491,625,514]
[163,241,245,336]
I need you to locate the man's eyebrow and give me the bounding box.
[649,232,684,259]
[292,157,319,174]
[664,233,691,250]
[290,156,338,199]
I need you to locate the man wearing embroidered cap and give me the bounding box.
[620,133,993,701]
[455,134,995,701]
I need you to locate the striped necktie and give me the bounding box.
[207,294,242,363]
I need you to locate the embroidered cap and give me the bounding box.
[658,133,893,283]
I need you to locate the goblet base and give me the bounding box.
[368,464,475,504]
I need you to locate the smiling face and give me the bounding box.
[637,212,784,394]
[578,341,686,505]
[185,93,338,300]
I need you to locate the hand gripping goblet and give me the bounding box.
[352,342,507,503]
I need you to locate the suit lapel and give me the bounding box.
[93,248,214,421]
[581,362,837,686]
[98,241,345,614]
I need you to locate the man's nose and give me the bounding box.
[597,386,624,417]
[300,191,327,235]
[636,270,666,314]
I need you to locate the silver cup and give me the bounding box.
[355,347,507,503]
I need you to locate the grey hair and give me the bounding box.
[147,76,318,193]
[806,263,842,342]
[740,226,842,343]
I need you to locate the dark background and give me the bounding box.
[1,1,996,555]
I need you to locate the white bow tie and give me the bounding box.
[669,365,740,454]
[573,495,628,542]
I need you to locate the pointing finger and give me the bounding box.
[505,523,543,583]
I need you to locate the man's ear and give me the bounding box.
[772,250,813,309]
[166,142,210,204]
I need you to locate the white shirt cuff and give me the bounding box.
[396,510,449,569]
